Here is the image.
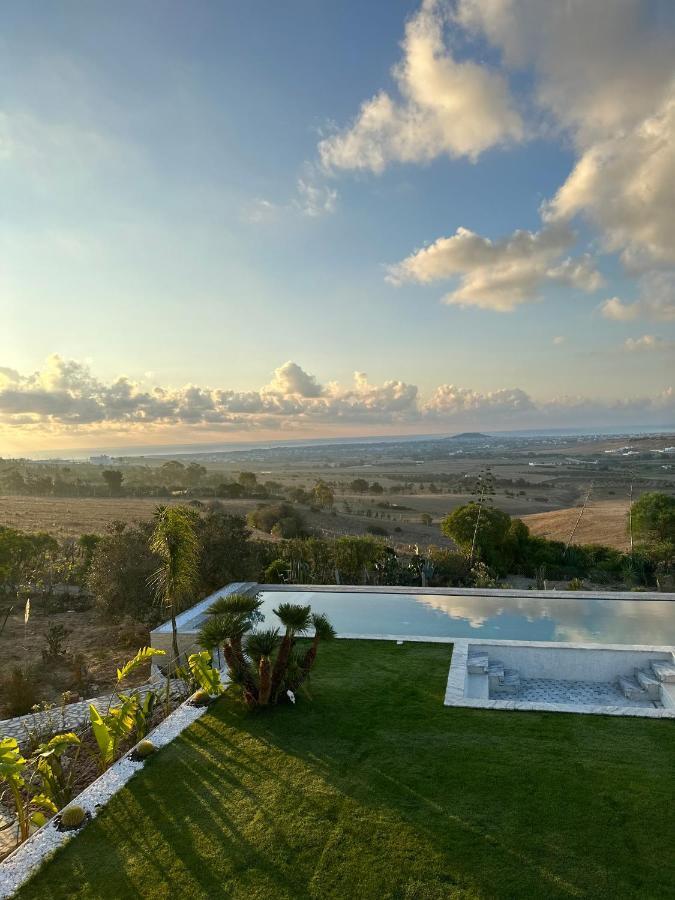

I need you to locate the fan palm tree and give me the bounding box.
[245,628,280,706]
[300,613,336,675]
[270,603,312,701]
[149,506,200,667]
[207,593,262,673]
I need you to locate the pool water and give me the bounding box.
[256,590,675,645]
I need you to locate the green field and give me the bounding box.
[18,640,675,899]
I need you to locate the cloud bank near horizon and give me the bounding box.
[0,356,672,446]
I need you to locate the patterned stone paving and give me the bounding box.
[503,678,657,708]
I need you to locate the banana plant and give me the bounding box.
[89,693,139,772]
[0,737,57,844]
[187,650,225,697]
[133,690,158,740]
[33,732,81,809]
[115,646,166,687]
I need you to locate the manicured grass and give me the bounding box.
[17,641,675,899]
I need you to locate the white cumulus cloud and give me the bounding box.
[601,272,675,322]
[1,356,672,439]
[318,0,523,174]
[388,223,602,311]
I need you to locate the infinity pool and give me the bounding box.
[257,590,675,645]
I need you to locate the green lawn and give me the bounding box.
[17,641,675,899]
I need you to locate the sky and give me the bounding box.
[1,0,674,455]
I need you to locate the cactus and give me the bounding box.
[60,805,86,829]
[135,739,155,759]
[191,689,210,706]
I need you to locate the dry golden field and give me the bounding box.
[0,495,260,538]
[522,500,631,551]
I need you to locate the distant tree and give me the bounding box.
[86,522,158,621]
[288,487,311,505]
[349,478,369,494]
[161,461,186,486]
[238,472,258,490]
[185,462,207,488]
[196,510,264,593]
[631,493,675,546]
[369,482,384,495]
[420,513,433,526]
[263,480,284,495]
[1,471,27,494]
[216,482,246,499]
[102,469,124,497]
[312,480,334,509]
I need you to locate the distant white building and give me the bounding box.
[90,454,113,466]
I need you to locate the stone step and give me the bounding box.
[491,667,520,696]
[617,675,648,701]
[467,653,489,675]
[650,660,675,683]
[635,668,662,701]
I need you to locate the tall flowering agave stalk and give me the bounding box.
[198,594,335,708]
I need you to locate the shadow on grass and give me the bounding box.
[15,640,675,900]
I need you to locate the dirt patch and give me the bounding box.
[0,604,151,711]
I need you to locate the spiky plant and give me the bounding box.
[60,805,86,830]
[134,739,155,759]
[207,593,262,619]
[198,613,250,684]
[148,506,200,666]
[245,628,280,706]
[270,603,312,702]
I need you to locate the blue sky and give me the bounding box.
[1,1,674,452]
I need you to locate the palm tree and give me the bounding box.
[300,613,336,675]
[198,613,245,674]
[206,593,262,671]
[270,603,312,702]
[245,628,280,705]
[149,506,200,667]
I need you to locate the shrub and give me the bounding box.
[42,623,71,659]
[366,524,389,537]
[567,578,585,591]
[2,666,39,717]
[247,503,305,538]
[59,805,86,830]
[427,548,473,587]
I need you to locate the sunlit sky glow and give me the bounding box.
[1,0,674,454]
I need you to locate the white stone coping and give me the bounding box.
[150,582,256,634]
[249,583,675,601]
[0,675,227,899]
[442,638,675,719]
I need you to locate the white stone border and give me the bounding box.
[0,682,224,899]
[442,638,675,719]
